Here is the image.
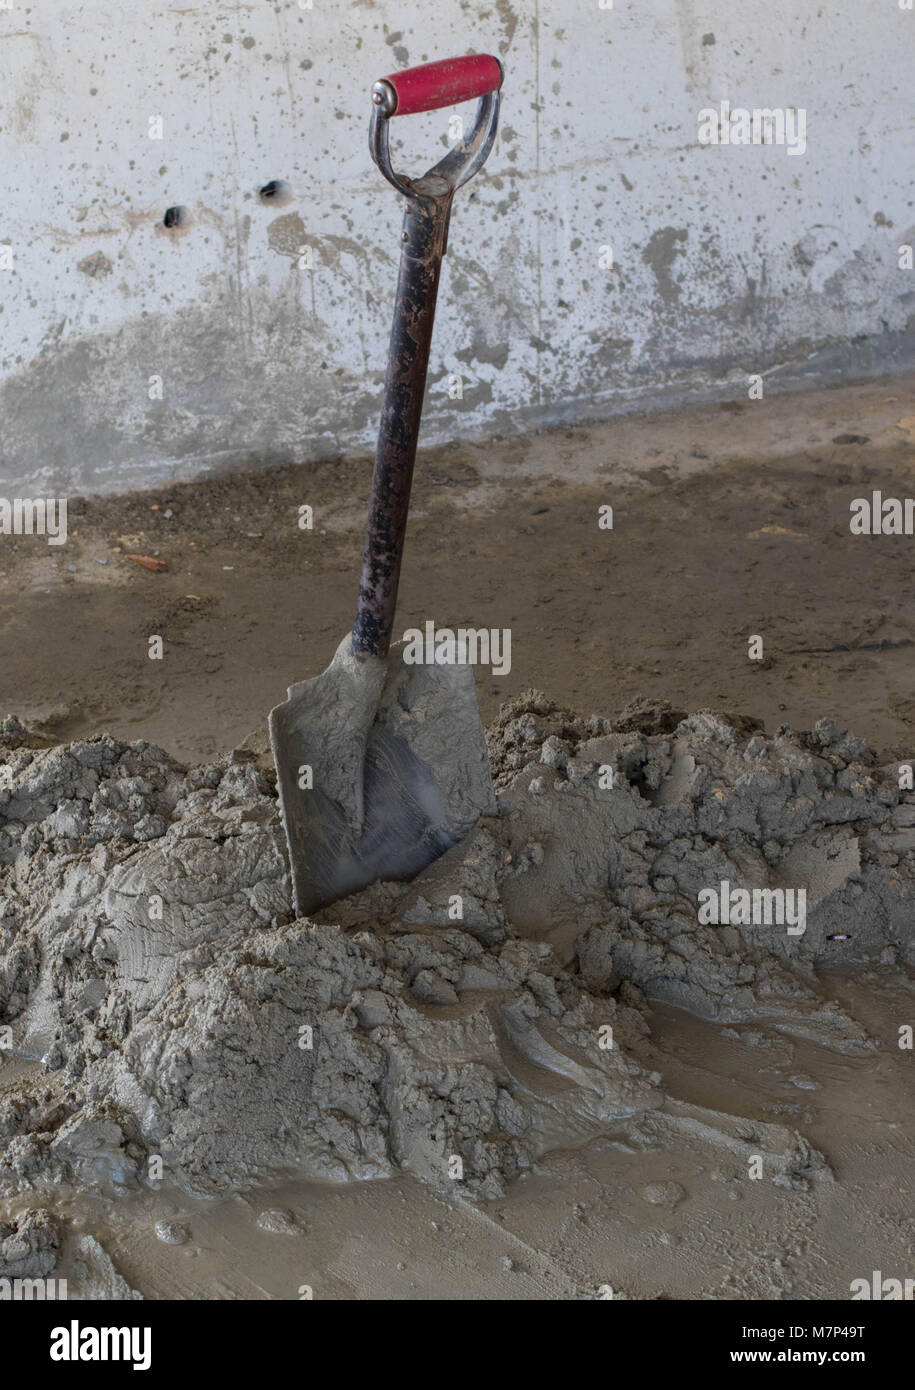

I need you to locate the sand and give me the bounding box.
[1,690,913,1299]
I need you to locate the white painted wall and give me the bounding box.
[1,0,913,495]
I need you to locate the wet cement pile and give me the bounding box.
[0,695,912,1209]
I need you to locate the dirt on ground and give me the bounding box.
[2,372,914,764]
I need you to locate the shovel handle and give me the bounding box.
[372,54,502,118]
[352,60,503,661]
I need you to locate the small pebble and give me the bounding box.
[255,1208,299,1236]
[640,1181,686,1207]
[155,1220,189,1245]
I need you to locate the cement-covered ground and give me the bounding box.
[3,374,915,763]
[2,377,914,1299]
[1,689,914,1298]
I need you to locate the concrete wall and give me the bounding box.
[1,1,914,496]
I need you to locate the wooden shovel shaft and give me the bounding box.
[351,188,453,659]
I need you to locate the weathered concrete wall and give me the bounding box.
[1,1,913,496]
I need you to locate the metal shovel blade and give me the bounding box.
[268,635,496,918]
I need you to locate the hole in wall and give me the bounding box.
[259,179,292,205]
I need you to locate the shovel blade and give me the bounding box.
[269,637,496,917]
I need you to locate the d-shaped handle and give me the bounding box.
[369,54,502,200]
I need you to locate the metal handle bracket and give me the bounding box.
[369,89,501,203]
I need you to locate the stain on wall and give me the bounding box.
[0,0,913,495]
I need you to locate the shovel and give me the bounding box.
[269,54,504,918]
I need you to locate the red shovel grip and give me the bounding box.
[376,54,502,117]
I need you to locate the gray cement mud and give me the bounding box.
[2,379,915,1299]
[2,688,914,1299]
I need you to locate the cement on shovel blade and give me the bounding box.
[269,635,497,917]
